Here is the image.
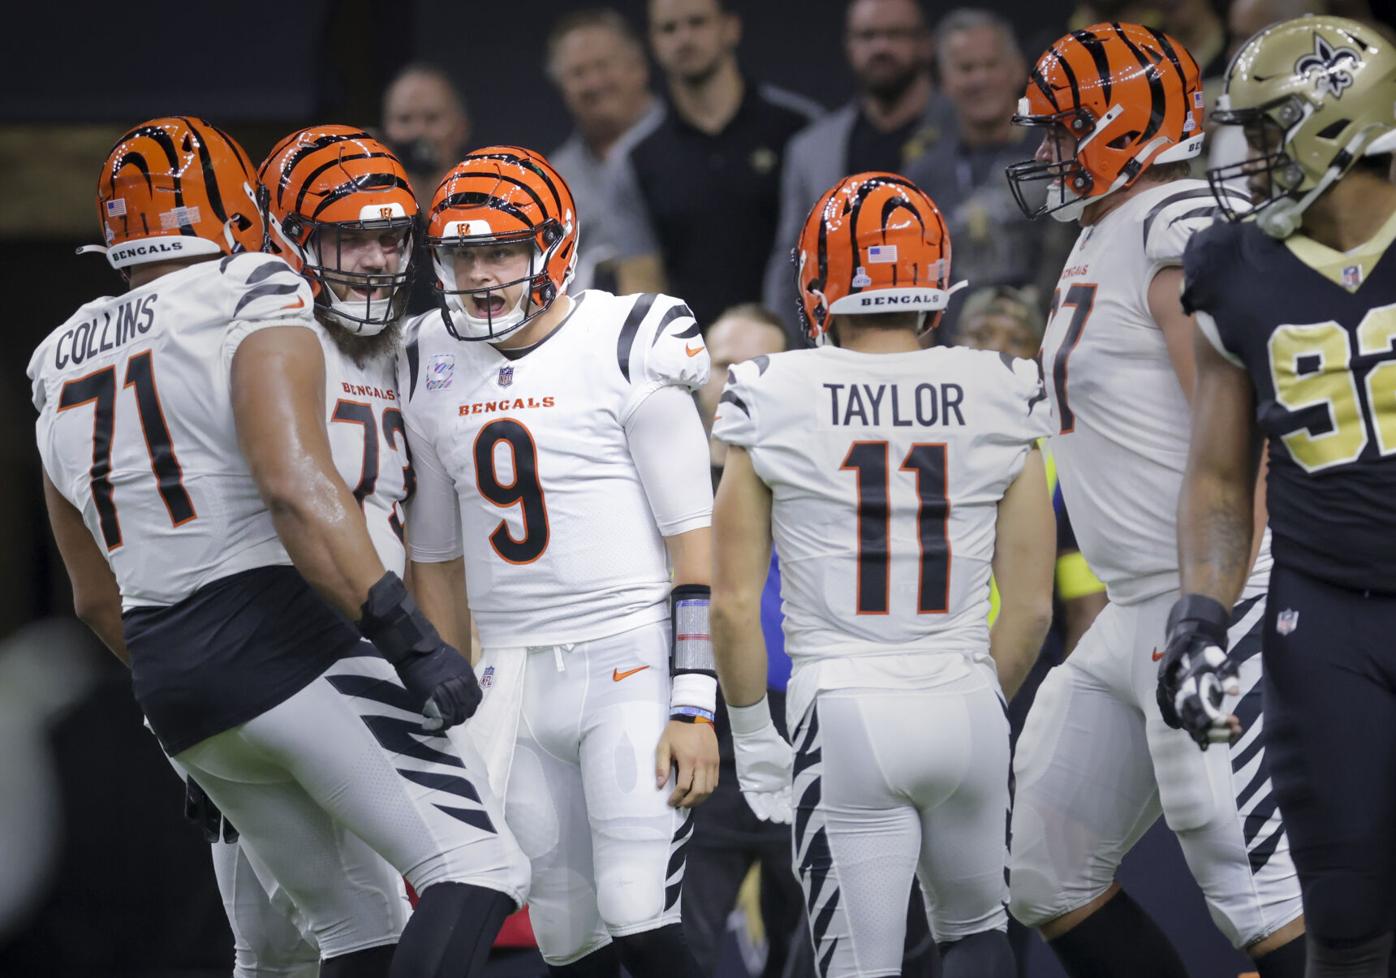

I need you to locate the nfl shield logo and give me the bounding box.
[498,366,514,388]
[1277,608,1300,635]
[480,665,495,689]
[1341,264,1363,290]
[426,353,454,391]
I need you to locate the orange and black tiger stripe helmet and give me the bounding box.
[93,116,261,275]
[425,145,578,342]
[257,125,420,335]
[1006,23,1205,221]
[793,172,964,346]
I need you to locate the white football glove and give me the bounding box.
[727,697,794,824]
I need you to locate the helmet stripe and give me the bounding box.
[432,191,532,227]
[309,172,415,220]
[1070,29,1113,103]
[1029,65,1061,111]
[177,117,230,225]
[1110,22,1167,142]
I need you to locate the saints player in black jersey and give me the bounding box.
[1157,15,1396,977]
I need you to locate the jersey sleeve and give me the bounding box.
[999,352,1054,443]
[1141,184,1250,271]
[218,254,317,367]
[1180,223,1248,367]
[618,292,710,422]
[710,356,767,449]
[404,418,464,563]
[624,384,714,536]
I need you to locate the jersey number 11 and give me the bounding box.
[841,441,950,615]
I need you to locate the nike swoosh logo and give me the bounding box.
[685,342,704,358]
[612,665,650,682]
[281,296,305,310]
[1151,648,1164,661]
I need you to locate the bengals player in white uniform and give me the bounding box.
[710,172,1054,978]
[400,146,718,977]
[1001,25,1305,978]
[30,117,527,978]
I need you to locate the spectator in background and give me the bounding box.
[764,0,953,338]
[608,0,820,326]
[381,63,472,314]
[687,304,807,978]
[546,8,664,293]
[907,9,1067,343]
[381,63,471,195]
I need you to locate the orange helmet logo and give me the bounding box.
[793,172,964,346]
[1006,23,1205,221]
[94,117,261,274]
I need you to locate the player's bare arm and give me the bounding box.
[710,445,792,824]
[989,446,1056,698]
[1156,330,1262,748]
[235,323,480,731]
[1178,331,1262,608]
[657,525,720,809]
[410,557,474,664]
[43,471,127,664]
[1149,266,1198,403]
[711,447,774,709]
[232,325,387,618]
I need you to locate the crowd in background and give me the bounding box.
[4,0,1396,975]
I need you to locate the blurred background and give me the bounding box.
[4,1,1394,976]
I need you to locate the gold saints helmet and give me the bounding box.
[1208,15,1396,238]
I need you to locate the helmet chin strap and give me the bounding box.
[1259,128,1376,239]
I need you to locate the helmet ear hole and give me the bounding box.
[1315,119,1348,140]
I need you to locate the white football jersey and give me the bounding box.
[316,326,412,576]
[713,345,1051,690]
[399,291,710,647]
[1041,179,1270,604]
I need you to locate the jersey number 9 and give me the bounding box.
[474,418,550,564]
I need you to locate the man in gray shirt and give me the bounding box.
[762,0,954,337]
[547,8,664,293]
[906,8,1071,342]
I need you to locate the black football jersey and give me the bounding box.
[1182,216,1396,593]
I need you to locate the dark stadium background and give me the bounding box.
[3,1,1349,975]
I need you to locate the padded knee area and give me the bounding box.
[595,865,666,934]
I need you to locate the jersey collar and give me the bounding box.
[1283,204,1396,293]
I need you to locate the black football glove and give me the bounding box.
[358,571,481,732]
[184,778,238,844]
[1156,594,1239,750]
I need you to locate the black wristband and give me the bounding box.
[1166,593,1231,647]
[357,571,443,666]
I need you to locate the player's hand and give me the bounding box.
[656,719,719,808]
[726,696,794,823]
[396,644,482,732]
[733,724,793,824]
[1156,594,1240,750]
[184,777,238,844]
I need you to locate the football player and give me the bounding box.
[1002,24,1308,978]
[29,117,527,978]
[399,146,718,977]
[1161,17,1396,976]
[710,172,1054,978]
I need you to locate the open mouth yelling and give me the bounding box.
[470,293,508,317]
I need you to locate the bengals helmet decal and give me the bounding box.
[1006,23,1206,222]
[90,116,261,275]
[257,125,420,335]
[425,145,578,343]
[793,171,964,346]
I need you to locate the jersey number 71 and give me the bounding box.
[57,351,195,550]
